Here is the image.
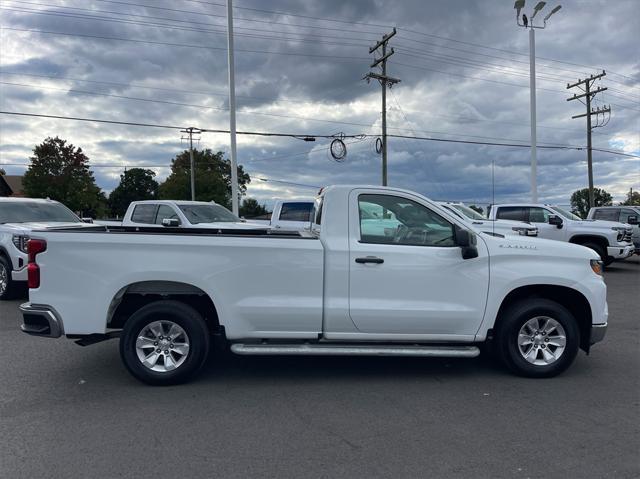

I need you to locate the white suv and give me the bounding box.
[0,198,91,299]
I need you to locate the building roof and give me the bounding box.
[2,175,24,197]
[0,176,12,197]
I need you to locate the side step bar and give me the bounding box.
[230,343,480,358]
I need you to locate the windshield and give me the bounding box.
[178,204,239,224]
[451,204,485,220]
[551,206,582,221]
[0,201,81,224]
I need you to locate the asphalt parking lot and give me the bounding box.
[1,258,638,478]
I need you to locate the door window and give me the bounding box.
[358,194,455,246]
[496,206,527,222]
[155,205,180,225]
[528,207,552,223]
[130,204,158,224]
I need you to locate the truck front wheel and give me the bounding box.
[119,300,210,385]
[496,299,580,378]
[0,256,17,300]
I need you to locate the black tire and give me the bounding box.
[0,255,17,301]
[496,298,580,378]
[120,300,210,385]
[580,242,607,264]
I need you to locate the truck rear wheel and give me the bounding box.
[119,300,210,385]
[496,299,580,378]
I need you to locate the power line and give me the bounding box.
[0,27,368,60]
[2,110,638,158]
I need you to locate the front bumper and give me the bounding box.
[12,266,27,282]
[590,323,607,345]
[607,244,634,259]
[19,303,64,338]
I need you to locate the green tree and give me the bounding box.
[240,198,269,218]
[620,189,640,206]
[468,204,484,216]
[108,168,159,217]
[570,187,613,218]
[23,137,106,217]
[158,149,250,208]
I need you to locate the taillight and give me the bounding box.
[27,239,47,289]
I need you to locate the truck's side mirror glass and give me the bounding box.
[627,215,638,225]
[454,226,478,259]
[548,215,563,228]
[162,218,180,227]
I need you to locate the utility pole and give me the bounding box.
[226,0,239,215]
[513,1,563,203]
[567,70,611,209]
[181,127,201,201]
[365,28,400,186]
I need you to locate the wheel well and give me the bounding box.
[494,285,592,352]
[107,281,221,335]
[569,235,608,252]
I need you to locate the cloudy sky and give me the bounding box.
[0,0,638,208]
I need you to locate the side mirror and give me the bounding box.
[627,215,638,225]
[548,215,563,228]
[81,218,93,224]
[162,218,180,227]
[455,226,478,259]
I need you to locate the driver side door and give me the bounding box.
[348,190,489,338]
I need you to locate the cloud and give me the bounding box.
[1,0,638,208]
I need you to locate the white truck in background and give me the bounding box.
[21,185,608,385]
[489,203,634,265]
[96,200,265,230]
[437,201,538,237]
[587,206,640,254]
[0,197,93,300]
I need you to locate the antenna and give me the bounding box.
[492,159,496,236]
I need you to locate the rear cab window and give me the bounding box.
[496,206,527,222]
[593,209,619,221]
[279,202,314,222]
[130,204,158,224]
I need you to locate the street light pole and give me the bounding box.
[514,1,562,203]
[528,26,537,203]
[226,0,239,216]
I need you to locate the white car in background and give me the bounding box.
[438,201,538,237]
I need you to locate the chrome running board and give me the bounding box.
[230,343,480,358]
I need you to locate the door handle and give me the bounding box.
[355,256,384,264]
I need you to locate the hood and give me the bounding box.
[189,221,269,230]
[2,221,90,233]
[470,218,536,229]
[480,231,599,261]
[577,219,631,230]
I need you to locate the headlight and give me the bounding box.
[611,226,626,242]
[11,235,29,253]
[590,259,603,276]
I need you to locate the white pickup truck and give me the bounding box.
[96,200,262,230]
[437,201,538,237]
[0,197,93,300]
[20,185,608,385]
[489,203,634,266]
